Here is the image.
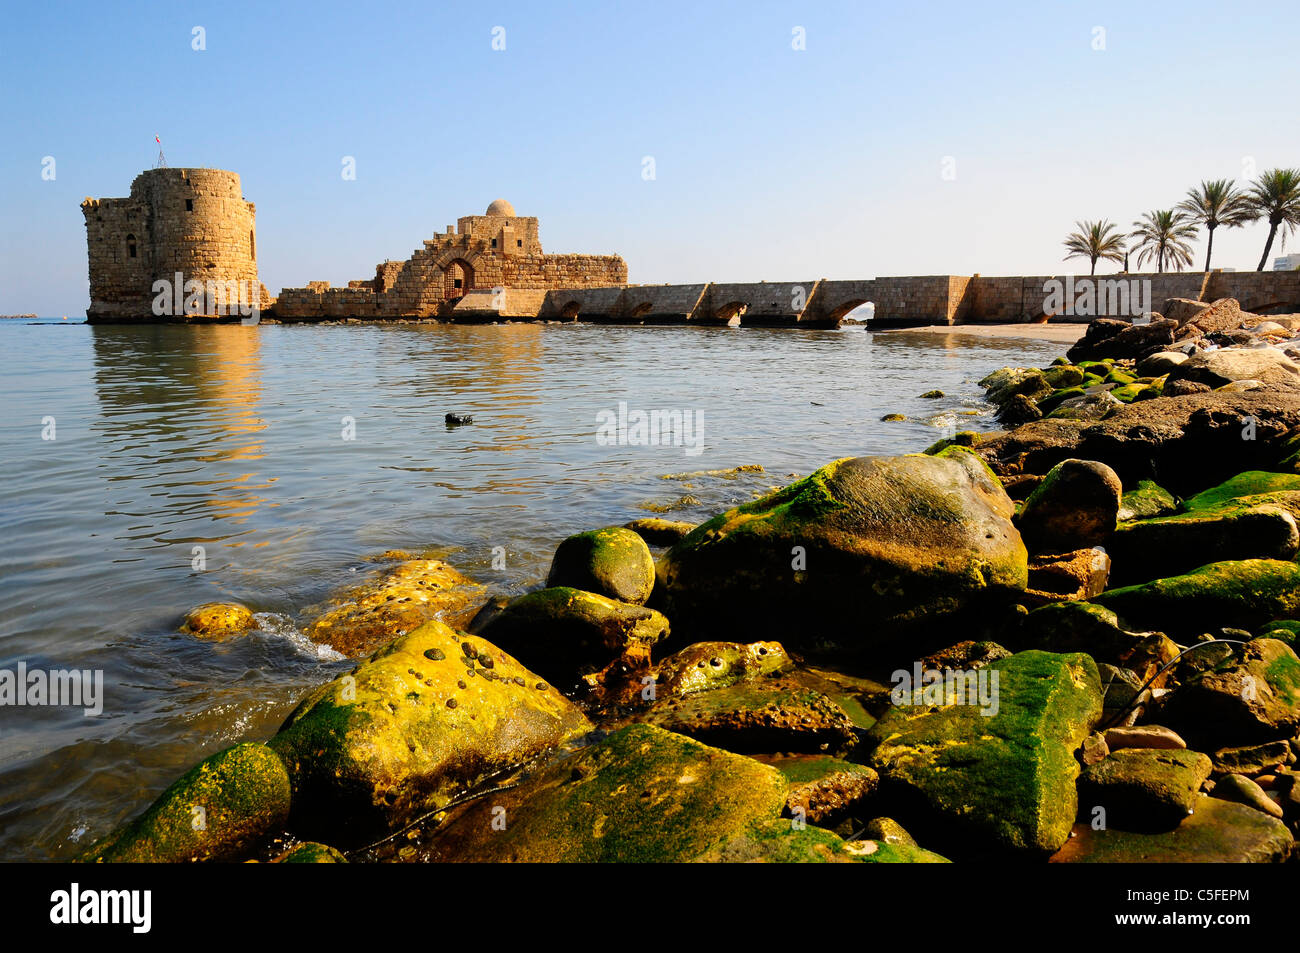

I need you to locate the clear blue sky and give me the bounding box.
[2,0,1297,315]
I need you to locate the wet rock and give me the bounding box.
[694,817,949,863]
[1097,664,1149,726]
[274,842,348,863]
[1155,638,1300,749]
[82,743,291,863]
[653,640,792,697]
[304,558,485,657]
[980,367,1053,406]
[546,526,655,605]
[1212,741,1291,776]
[268,620,591,845]
[1078,749,1212,831]
[656,453,1026,656]
[1181,469,1300,514]
[180,602,256,640]
[920,389,944,398]
[1214,773,1285,819]
[1104,726,1186,751]
[1016,458,1122,553]
[917,639,1011,673]
[1167,347,1300,389]
[860,816,918,846]
[867,650,1102,857]
[1050,795,1292,862]
[473,587,670,686]
[623,517,697,546]
[1106,504,1299,586]
[426,724,791,862]
[639,680,859,756]
[1042,365,1086,389]
[1018,602,1177,681]
[444,413,472,426]
[880,413,906,422]
[996,393,1042,425]
[767,755,879,825]
[1081,731,1110,766]
[1093,559,1300,635]
[1046,390,1123,421]
[1117,480,1179,522]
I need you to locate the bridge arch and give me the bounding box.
[823,298,875,325]
[714,301,748,326]
[627,301,653,321]
[559,300,581,321]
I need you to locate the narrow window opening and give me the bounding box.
[185,199,193,212]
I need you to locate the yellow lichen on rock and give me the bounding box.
[181,602,256,640]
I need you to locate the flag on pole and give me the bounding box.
[155,135,161,143]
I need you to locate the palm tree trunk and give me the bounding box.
[1204,226,1215,271]
[1090,257,1096,276]
[1258,223,1280,271]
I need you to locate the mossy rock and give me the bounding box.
[426,724,790,862]
[690,816,949,862]
[1016,458,1121,552]
[546,526,655,605]
[1117,480,1178,522]
[1093,559,1300,634]
[623,517,697,547]
[1018,601,1177,680]
[1042,365,1085,389]
[275,841,347,863]
[1077,749,1212,832]
[766,755,879,826]
[1038,386,1084,415]
[82,743,291,863]
[1050,796,1293,863]
[1156,637,1300,749]
[1257,619,1300,647]
[1181,471,1300,518]
[653,640,792,697]
[304,559,486,657]
[472,586,670,685]
[657,454,1026,656]
[1106,503,1299,586]
[180,602,256,640]
[867,650,1102,858]
[922,430,981,454]
[268,620,591,846]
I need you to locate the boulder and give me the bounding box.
[1077,749,1212,831]
[623,517,697,546]
[1093,559,1300,634]
[1017,601,1177,683]
[82,743,291,863]
[1172,297,1242,334]
[546,526,655,605]
[180,602,256,640]
[1104,726,1186,751]
[1050,795,1292,862]
[1023,547,1110,605]
[268,621,591,844]
[1016,458,1122,552]
[472,587,670,685]
[1067,318,1176,362]
[1212,741,1291,776]
[425,724,792,862]
[1136,351,1189,377]
[1167,347,1300,389]
[980,367,1053,406]
[1155,637,1300,749]
[767,755,879,826]
[1162,297,1212,325]
[1214,773,1285,819]
[1117,480,1179,521]
[867,650,1102,857]
[304,558,485,657]
[656,454,1027,656]
[1046,391,1123,421]
[996,393,1043,425]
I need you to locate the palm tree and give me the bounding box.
[1176,179,1254,271]
[1245,168,1300,271]
[1129,209,1198,273]
[1062,220,1127,275]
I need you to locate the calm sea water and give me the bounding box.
[0,320,1064,861]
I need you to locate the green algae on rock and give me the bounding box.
[1050,796,1293,863]
[1092,559,1300,634]
[1077,749,1212,831]
[426,724,790,862]
[268,620,591,845]
[1117,480,1179,522]
[546,526,656,605]
[274,841,348,863]
[656,454,1026,656]
[623,517,697,547]
[653,640,792,697]
[82,743,291,863]
[471,586,670,685]
[770,755,879,826]
[1017,601,1177,681]
[180,602,257,640]
[690,817,949,863]
[867,650,1102,857]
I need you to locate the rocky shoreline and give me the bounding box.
[81,296,1300,863]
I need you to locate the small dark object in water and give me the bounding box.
[445,413,473,426]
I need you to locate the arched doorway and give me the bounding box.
[560,301,580,321]
[444,259,474,299]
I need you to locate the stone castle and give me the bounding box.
[81,166,1300,326]
[81,168,268,322]
[273,197,627,320]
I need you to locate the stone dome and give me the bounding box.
[486,199,515,216]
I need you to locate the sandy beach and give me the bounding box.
[876,323,1088,342]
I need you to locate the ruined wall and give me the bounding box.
[82,168,260,321]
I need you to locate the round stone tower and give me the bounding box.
[82,168,262,321]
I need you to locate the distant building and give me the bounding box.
[1274,253,1300,271]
